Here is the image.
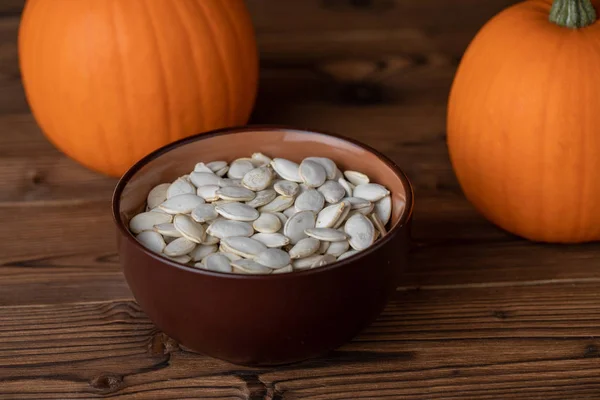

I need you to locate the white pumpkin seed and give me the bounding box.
[304,157,337,180]
[344,170,370,186]
[228,159,255,179]
[316,202,347,228]
[326,240,350,257]
[252,232,290,248]
[191,204,218,223]
[136,231,166,253]
[272,265,293,274]
[252,212,282,233]
[190,171,221,187]
[374,195,392,226]
[295,189,325,213]
[164,237,196,257]
[288,237,320,259]
[338,177,354,197]
[283,206,297,218]
[215,202,260,221]
[147,183,170,209]
[246,189,277,208]
[206,219,254,239]
[271,158,302,182]
[337,249,359,261]
[355,203,375,215]
[129,211,172,234]
[317,240,330,254]
[215,166,229,177]
[153,223,183,238]
[284,210,316,244]
[166,177,196,199]
[194,162,214,173]
[218,178,243,188]
[304,228,349,242]
[164,235,178,244]
[334,168,344,180]
[369,212,387,236]
[273,212,288,228]
[274,180,299,197]
[173,214,206,243]
[318,181,346,204]
[293,254,324,270]
[344,197,372,210]
[202,234,220,245]
[311,254,336,269]
[221,237,268,258]
[216,186,256,202]
[167,254,192,264]
[254,249,291,269]
[206,160,228,172]
[242,166,273,191]
[344,213,376,250]
[196,185,220,202]
[299,159,327,188]
[251,152,272,167]
[353,183,390,202]
[203,253,232,273]
[159,194,205,214]
[231,259,272,274]
[190,244,218,261]
[259,195,295,213]
[332,200,352,229]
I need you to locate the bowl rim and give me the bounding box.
[112,124,414,280]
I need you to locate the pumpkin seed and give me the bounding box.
[231,259,272,274]
[191,204,218,223]
[317,240,330,254]
[129,211,173,234]
[274,180,299,197]
[369,212,387,236]
[310,254,336,269]
[304,228,349,242]
[251,152,272,167]
[206,161,228,172]
[190,244,218,261]
[293,254,324,270]
[326,240,350,257]
[216,186,256,202]
[344,197,372,210]
[159,194,205,214]
[283,206,297,218]
[318,181,346,204]
[259,195,295,213]
[242,166,273,191]
[136,231,166,253]
[215,166,229,177]
[337,249,359,261]
[220,251,242,262]
[252,212,282,233]
[353,183,390,202]
[173,214,206,243]
[344,213,376,250]
[153,223,183,238]
[206,219,254,239]
[246,189,277,208]
[273,212,288,229]
[221,237,268,258]
[218,178,243,188]
[166,177,196,199]
[254,249,291,269]
[252,232,290,248]
[343,170,370,186]
[228,159,255,179]
[271,265,293,274]
[190,171,221,187]
[202,234,220,245]
[304,157,337,180]
[284,210,316,244]
[299,159,327,187]
[196,185,220,202]
[147,183,170,209]
[288,237,320,259]
[203,253,232,273]
[164,237,196,257]
[316,202,347,228]
[167,254,192,264]
[194,162,214,173]
[338,177,354,197]
[333,200,352,229]
[374,195,392,226]
[354,202,375,215]
[295,189,325,213]
[271,158,302,182]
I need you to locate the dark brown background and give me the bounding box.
[3,0,600,399]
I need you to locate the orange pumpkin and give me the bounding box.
[19,0,259,177]
[448,0,600,243]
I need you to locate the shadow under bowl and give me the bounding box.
[112,126,413,366]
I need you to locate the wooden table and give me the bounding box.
[2,1,600,398]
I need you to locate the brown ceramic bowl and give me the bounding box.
[112,126,413,366]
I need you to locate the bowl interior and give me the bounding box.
[117,127,410,248]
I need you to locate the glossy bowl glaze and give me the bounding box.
[112,126,413,366]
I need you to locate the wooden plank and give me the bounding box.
[1,282,599,399]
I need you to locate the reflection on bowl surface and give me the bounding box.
[112,126,413,366]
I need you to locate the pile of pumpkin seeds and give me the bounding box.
[129,153,392,274]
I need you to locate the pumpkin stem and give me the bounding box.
[550,0,597,28]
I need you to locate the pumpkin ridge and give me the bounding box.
[171,0,205,133]
[139,0,173,145]
[193,0,233,125]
